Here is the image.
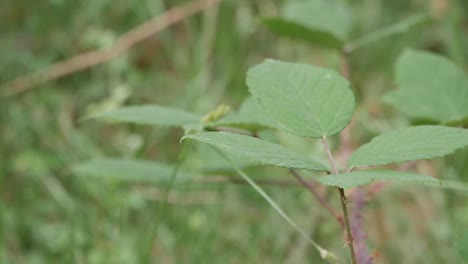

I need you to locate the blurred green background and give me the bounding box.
[1,0,467,263]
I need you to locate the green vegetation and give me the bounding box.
[1,0,468,263]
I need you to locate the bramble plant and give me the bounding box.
[73,0,468,263]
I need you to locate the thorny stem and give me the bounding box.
[339,188,357,264]
[322,136,357,264]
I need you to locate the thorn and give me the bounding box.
[343,240,351,248]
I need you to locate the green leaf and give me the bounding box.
[348,126,468,167]
[182,132,329,172]
[73,159,192,184]
[214,96,277,131]
[89,105,201,127]
[384,50,468,124]
[346,14,429,52]
[263,0,353,49]
[318,170,441,189]
[247,59,355,138]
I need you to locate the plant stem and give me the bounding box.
[322,136,357,264]
[339,187,357,263]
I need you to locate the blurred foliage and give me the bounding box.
[1,0,467,263]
